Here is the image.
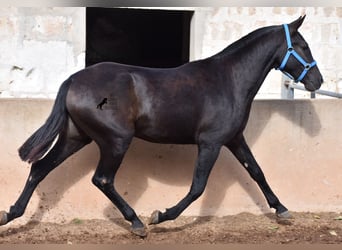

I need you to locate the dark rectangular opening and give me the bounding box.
[86,7,194,68]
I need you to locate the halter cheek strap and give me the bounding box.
[277,24,317,83]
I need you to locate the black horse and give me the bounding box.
[0,16,323,237]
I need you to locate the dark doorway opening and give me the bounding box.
[86,8,194,68]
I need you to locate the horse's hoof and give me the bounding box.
[0,211,8,225]
[276,210,293,219]
[131,226,148,237]
[148,210,161,225]
[276,210,293,225]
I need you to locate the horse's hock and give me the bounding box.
[0,99,341,225]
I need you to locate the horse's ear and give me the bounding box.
[289,15,306,32]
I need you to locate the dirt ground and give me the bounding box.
[0,212,341,244]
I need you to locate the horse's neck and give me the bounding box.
[217,28,283,102]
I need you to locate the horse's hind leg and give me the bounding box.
[0,119,91,226]
[227,134,291,219]
[91,136,147,237]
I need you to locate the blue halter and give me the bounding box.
[277,24,317,83]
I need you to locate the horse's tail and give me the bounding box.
[18,78,73,163]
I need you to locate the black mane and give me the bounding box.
[215,25,280,57]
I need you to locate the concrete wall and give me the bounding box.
[1,7,342,99]
[0,99,341,225]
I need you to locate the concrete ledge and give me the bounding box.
[0,99,341,225]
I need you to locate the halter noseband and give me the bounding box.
[277,24,317,83]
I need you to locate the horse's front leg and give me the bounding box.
[226,134,291,218]
[149,143,221,225]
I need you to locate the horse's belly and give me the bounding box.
[135,133,196,144]
[134,116,197,144]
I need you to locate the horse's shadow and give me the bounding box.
[30,100,321,232]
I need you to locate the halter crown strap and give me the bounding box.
[277,24,317,83]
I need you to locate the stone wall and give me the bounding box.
[195,7,342,98]
[0,7,85,98]
[0,7,341,98]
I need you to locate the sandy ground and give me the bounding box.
[0,212,341,244]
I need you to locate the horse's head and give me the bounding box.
[277,15,323,92]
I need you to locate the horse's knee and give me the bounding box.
[92,175,113,190]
